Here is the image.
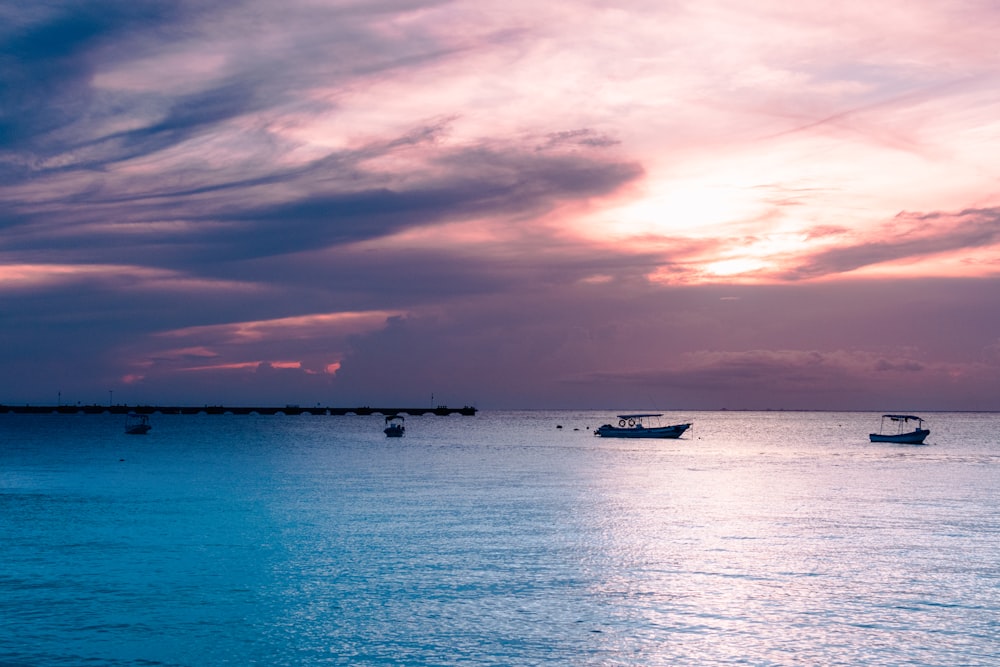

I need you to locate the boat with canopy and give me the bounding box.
[869,414,929,444]
[594,413,691,439]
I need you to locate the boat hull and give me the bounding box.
[869,428,929,444]
[384,427,404,437]
[125,415,151,435]
[594,423,691,439]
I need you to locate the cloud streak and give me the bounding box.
[784,208,1000,279]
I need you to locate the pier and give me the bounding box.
[1,404,478,416]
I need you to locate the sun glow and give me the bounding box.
[601,180,762,238]
[703,257,770,276]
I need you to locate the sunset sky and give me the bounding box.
[3,0,1000,410]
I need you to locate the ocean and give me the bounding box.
[1,410,997,666]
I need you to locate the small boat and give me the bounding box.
[383,415,405,437]
[125,413,151,435]
[869,414,929,444]
[594,413,691,439]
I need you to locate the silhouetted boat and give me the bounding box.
[384,415,405,437]
[125,414,151,435]
[869,414,929,444]
[594,413,691,439]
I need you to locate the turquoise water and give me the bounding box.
[1,411,998,665]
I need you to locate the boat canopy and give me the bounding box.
[882,414,922,421]
[616,413,662,419]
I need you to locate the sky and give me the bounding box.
[3,0,1000,411]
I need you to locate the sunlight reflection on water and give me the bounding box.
[1,410,997,665]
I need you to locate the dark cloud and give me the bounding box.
[1,138,641,271]
[0,1,186,153]
[1,0,643,276]
[873,358,924,372]
[5,251,1000,408]
[285,279,1000,410]
[197,149,641,260]
[90,80,269,166]
[539,129,621,150]
[0,0,458,178]
[785,207,1000,279]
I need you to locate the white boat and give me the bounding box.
[125,413,151,435]
[383,415,405,437]
[869,414,929,444]
[594,413,691,439]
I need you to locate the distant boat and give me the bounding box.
[594,413,691,439]
[125,413,151,435]
[869,414,929,444]
[384,415,405,438]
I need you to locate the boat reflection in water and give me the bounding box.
[594,413,691,439]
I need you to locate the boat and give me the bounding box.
[869,414,929,444]
[383,415,405,437]
[594,413,691,439]
[125,413,151,435]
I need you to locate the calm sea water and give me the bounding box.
[1,410,997,666]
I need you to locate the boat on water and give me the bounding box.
[594,413,691,439]
[383,415,405,438]
[125,414,151,435]
[869,414,929,444]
